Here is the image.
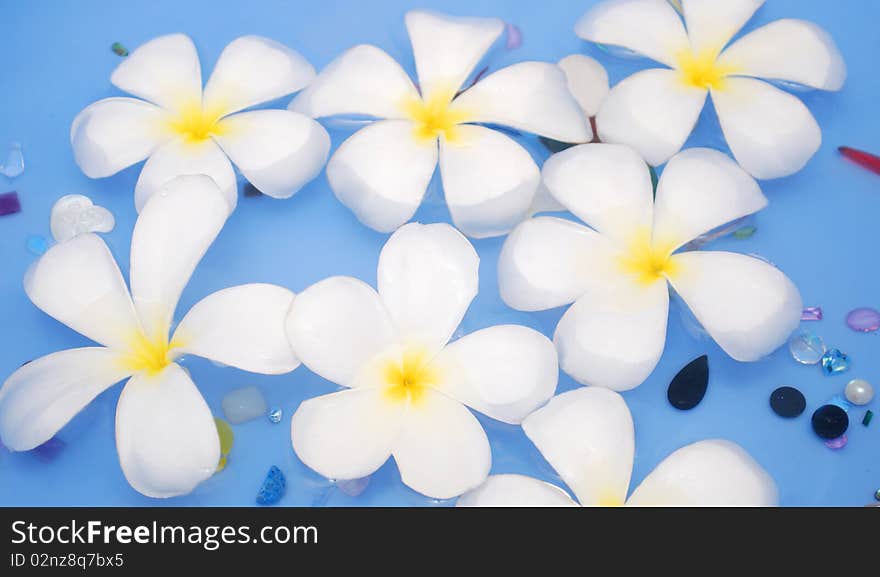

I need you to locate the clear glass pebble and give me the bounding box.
[268,407,282,424]
[788,329,826,365]
[0,142,24,178]
[221,386,268,425]
[821,349,850,375]
[845,307,880,333]
[50,194,115,242]
[337,476,371,497]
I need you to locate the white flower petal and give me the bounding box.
[24,234,141,349]
[681,0,764,57]
[718,19,845,91]
[668,251,802,361]
[431,325,558,424]
[214,109,330,199]
[451,62,590,142]
[652,148,766,250]
[134,138,237,213]
[378,223,478,354]
[522,387,634,506]
[110,34,202,113]
[289,44,419,119]
[70,97,171,179]
[392,389,490,499]
[440,125,540,238]
[499,217,617,311]
[285,276,397,387]
[326,120,437,233]
[116,364,219,498]
[405,10,503,98]
[555,279,670,391]
[173,284,298,375]
[558,54,610,118]
[575,0,690,67]
[627,439,778,506]
[203,35,316,115]
[596,69,707,167]
[0,348,130,451]
[291,387,404,481]
[542,143,654,243]
[130,175,229,342]
[712,78,821,179]
[457,474,579,507]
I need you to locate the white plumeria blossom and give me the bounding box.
[285,222,559,499]
[0,175,299,498]
[558,54,609,141]
[499,144,802,391]
[71,34,330,213]
[458,387,778,507]
[290,10,590,238]
[577,0,846,179]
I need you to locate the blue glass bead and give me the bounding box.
[256,466,286,505]
[820,349,850,375]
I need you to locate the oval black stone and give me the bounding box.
[811,404,849,439]
[667,355,709,411]
[770,386,806,418]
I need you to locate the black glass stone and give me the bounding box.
[811,404,849,439]
[770,386,806,418]
[667,355,709,411]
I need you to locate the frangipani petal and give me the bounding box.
[596,69,707,167]
[326,120,436,233]
[554,280,669,391]
[291,387,405,481]
[130,175,229,342]
[116,364,219,498]
[451,62,590,142]
[440,125,540,238]
[522,387,634,507]
[718,19,846,91]
[457,474,579,507]
[110,33,202,113]
[498,217,616,311]
[627,439,778,506]
[289,44,419,120]
[173,284,298,375]
[557,54,610,118]
[542,143,654,243]
[214,110,330,199]
[0,348,131,451]
[712,77,821,179]
[575,0,690,68]
[134,138,237,213]
[70,97,171,179]
[392,389,490,499]
[680,0,763,57]
[377,223,478,355]
[431,325,558,424]
[285,276,396,387]
[405,10,504,98]
[653,148,767,250]
[669,251,802,361]
[24,233,141,350]
[203,35,316,115]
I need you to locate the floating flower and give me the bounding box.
[71,34,330,213]
[577,0,846,178]
[0,175,299,497]
[558,54,609,140]
[458,387,778,506]
[290,10,590,238]
[286,222,559,498]
[499,144,802,390]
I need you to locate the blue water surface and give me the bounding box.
[0,0,878,507]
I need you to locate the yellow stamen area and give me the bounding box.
[676,49,737,91]
[166,101,228,143]
[119,331,183,375]
[401,89,470,144]
[382,348,438,406]
[617,229,679,286]
[597,493,625,508]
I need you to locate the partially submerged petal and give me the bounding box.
[457,474,579,507]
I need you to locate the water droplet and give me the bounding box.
[820,349,850,375]
[846,307,880,333]
[267,407,282,424]
[788,329,826,365]
[0,142,24,178]
[221,386,268,425]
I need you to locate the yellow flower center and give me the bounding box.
[617,230,680,286]
[676,49,737,90]
[119,330,183,375]
[167,102,228,143]
[382,347,439,405]
[402,89,470,144]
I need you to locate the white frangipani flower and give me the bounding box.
[577,0,846,179]
[285,222,559,499]
[71,34,330,213]
[499,144,802,391]
[291,10,590,238]
[0,176,299,498]
[558,54,609,140]
[458,387,778,507]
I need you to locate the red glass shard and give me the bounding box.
[839,146,880,175]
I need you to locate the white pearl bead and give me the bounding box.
[845,379,874,406]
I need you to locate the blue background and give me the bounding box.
[0,0,878,507]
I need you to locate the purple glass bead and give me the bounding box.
[505,23,522,50]
[846,307,880,333]
[824,434,848,450]
[0,191,21,216]
[801,306,823,321]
